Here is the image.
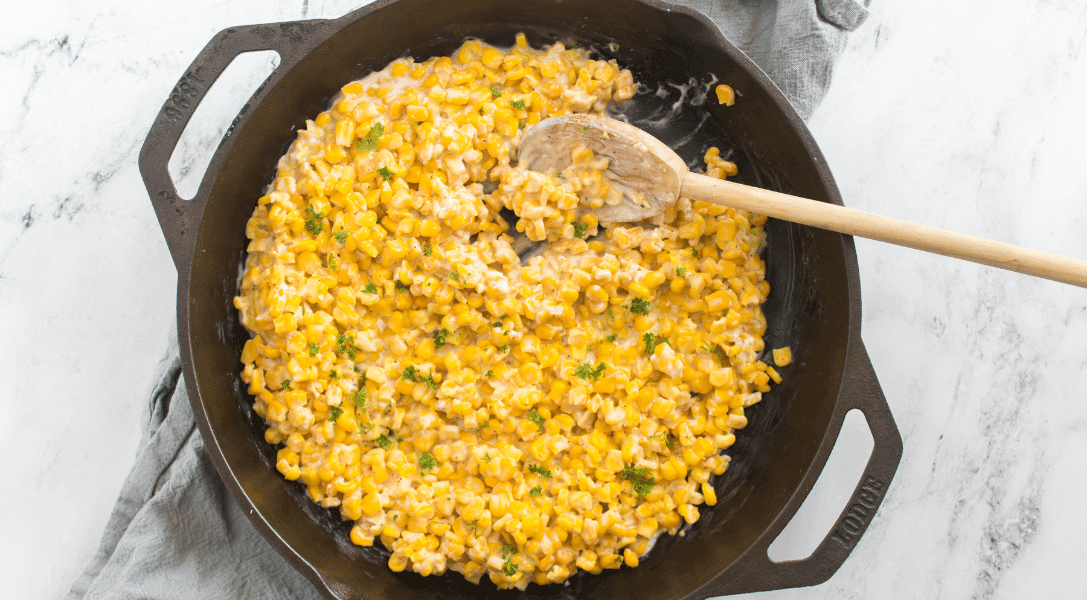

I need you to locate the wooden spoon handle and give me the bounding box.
[682,173,1087,288]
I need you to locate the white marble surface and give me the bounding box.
[4,1,1086,598]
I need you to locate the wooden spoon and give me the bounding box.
[519,113,1087,288]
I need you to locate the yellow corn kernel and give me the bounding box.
[715,84,735,106]
[773,346,792,367]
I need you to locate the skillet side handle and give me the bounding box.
[138,20,326,270]
[701,340,903,597]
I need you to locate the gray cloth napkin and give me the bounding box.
[66,1,867,597]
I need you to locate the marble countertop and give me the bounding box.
[4,1,1086,598]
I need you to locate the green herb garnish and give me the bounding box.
[402,366,419,382]
[528,464,553,479]
[485,370,494,378]
[701,341,726,365]
[418,451,437,472]
[334,229,349,243]
[329,406,344,421]
[335,334,358,360]
[308,342,319,357]
[467,519,480,536]
[529,485,542,497]
[363,282,379,294]
[676,266,688,277]
[476,420,490,433]
[573,361,606,382]
[330,369,339,379]
[605,333,618,343]
[526,407,545,433]
[510,99,526,110]
[376,435,393,450]
[490,85,501,98]
[281,379,291,390]
[619,465,656,497]
[356,123,384,152]
[396,282,409,293]
[435,327,451,350]
[626,297,651,315]
[424,245,433,256]
[377,166,393,181]
[642,333,669,355]
[573,222,589,239]
[304,205,324,235]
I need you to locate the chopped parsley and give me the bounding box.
[308,342,318,357]
[526,407,545,433]
[573,361,607,382]
[573,222,589,239]
[492,321,503,328]
[467,519,480,536]
[499,343,510,353]
[485,369,494,378]
[605,333,618,343]
[502,544,516,559]
[529,485,542,497]
[691,247,699,257]
[423,244,433,256]
[326,252,339,270]
[606,308,615,319]
[360,423,375,433]
[642,333,669,355]
[490,84,502,98]
[518,121,524,130]
[449,272,459,281]
[396,281,409,293]
[333,229,348,243]
[356,123,384,152]
[676,266,688,277]
[402,365,437,389]
[329,406,344,421]
[510,99,526,110]
[475,420,490,433]
[335,334,358,360]
[330,369,339,379]
[281,379,291,390]
[528,464,553,478]
[702,341,726,365]
[619,465,656,497]
[626,297,651,315]
[502,556,519,577]
[363,282,379,294]
[377,166,393,181]
[352,388,369,405]
[556,172,565,179]
[435,327,451,350]
[376,435,393,450]
[418,451,437,472]
[304,205,324,235]
[420,372,438,390]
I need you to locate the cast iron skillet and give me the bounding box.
[139,1,902,598]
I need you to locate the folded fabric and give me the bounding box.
[66,2,867,597]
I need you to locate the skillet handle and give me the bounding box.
[138,20,329,270]
[701,339,903,597]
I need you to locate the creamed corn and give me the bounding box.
[235,34,786,589]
